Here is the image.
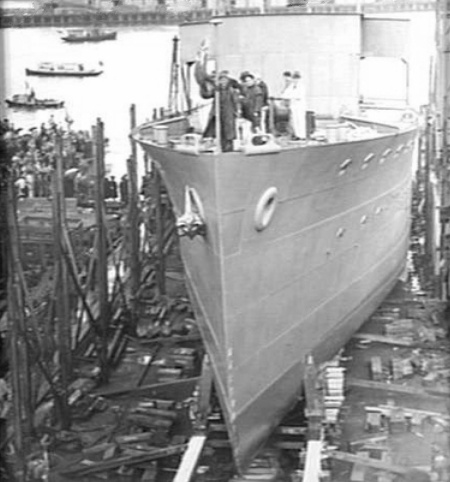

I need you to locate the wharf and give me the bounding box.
[0,1,437,29]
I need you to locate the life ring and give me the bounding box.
[254,187,278,232]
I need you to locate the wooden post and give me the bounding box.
[173,435,207,482]
[153,167,166,296]
[302,355,323,482]
[93,119,110,383]
[196,354,213,431]
[53,131,72,428]
[6,178,32,470]
[128,104,140,333]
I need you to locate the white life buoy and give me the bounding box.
[254,187,278,232]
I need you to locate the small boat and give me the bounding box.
[5,93,64,109]
[60,28,117,43]
[26,62,103,77]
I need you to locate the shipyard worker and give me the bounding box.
[281,71,292,95]
[109,175,118,200]
[202,70,240,152]
[239,71,266,132]
[120,174,129,205]
[281,70,306,139]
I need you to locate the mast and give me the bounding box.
[168,36,181,115]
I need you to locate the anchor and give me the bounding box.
[176,186,206,239]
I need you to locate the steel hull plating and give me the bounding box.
[137,127,416,471]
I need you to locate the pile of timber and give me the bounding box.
[330,296,450,482]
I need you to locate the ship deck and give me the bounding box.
[135,108,413,157]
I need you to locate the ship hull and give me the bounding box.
[25,68,102,77]
[61,32,117,42]
[6,98,64,109]
[136,124,416,471]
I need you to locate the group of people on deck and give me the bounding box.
[198,69,306,151]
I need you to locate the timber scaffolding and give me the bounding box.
[2,115,450,481]
[0,108,204,480]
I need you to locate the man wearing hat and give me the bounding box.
[281,70,306,139]
[239,71,267,133]
[201,70,241,152]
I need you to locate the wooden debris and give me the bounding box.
[350,451,369,481]
[329,451,408,475]
[59,444,187,477]
[346,377,450,398]
[370,356,384,381]
[352,333,413,347]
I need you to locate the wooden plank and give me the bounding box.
[329,451,408,475]
[303,440,322,482]
[95,376,200,397]
[352,333,413,347]
[59,444,187,477]
[346,378,449,398]
[172,435,207,482]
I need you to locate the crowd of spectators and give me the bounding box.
[1,117,95,200]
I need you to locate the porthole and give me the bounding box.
[339,158,352,175]
[362,153,375,170]
[380,148,392,164]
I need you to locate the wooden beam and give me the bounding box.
[346,377,450,398]
[53,132,72,427]
[59,444,187,477]
[352,333,413,347]
[329,451,408,475]
[93,119,110,383]
[196,354,213,431]
[173,435,207,482]
[94,376,200,397]
[303,440,323,482]
[127,103,140,333]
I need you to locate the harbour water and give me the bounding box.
[1,25,177,178]
[0,11,436,178]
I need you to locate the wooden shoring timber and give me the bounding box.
[152,166,166,296]
[52,132,72,426]
[103,216,128,314]
[128,103,140,334]
[95,375,201,398]
[173,435,207,482]
[59,444,187,477]
[74,231,98,345]
[196,354,213,431]
[352,332,413,347]
[60,240,99,338]
[93,119,110,384]
[6,179,34,454]
[329,451,408,475]
[346,377,450,398]
[303,440,323,482]
[303,355,323,440]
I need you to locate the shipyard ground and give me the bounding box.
[7,182,450,481]
[37,262,450,482]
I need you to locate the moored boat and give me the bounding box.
[26,62,103,77]
[6,93,64,109]
[133,11,419,473]
[60,28,117,43]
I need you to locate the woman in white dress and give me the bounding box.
[282,71,306,139]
